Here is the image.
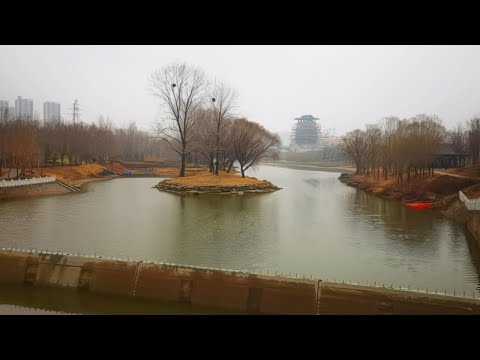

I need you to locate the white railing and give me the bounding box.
[459,191,480,211]
[0,176,56,188]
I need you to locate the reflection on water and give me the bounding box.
[0,304,74,315]
[0,165,479,295]
[0,284,239,314]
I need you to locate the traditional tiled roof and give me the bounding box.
[294,115,319,121]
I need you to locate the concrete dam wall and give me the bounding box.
[0,249,479,314]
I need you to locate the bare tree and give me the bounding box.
[189,107,216,171]
[365,126,382,178]
[150,62,207,177]
[450,124,468,167]
[339,129,368,174]
[208,82,237,175]
[341,115,445,181]
[231,118,280,177]
[468,117,480,166]
[0,114,6,177]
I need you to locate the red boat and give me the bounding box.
[404,202,433,209]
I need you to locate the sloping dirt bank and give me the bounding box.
[435,184,480,245]
[0,163,132,200]
[338,173,479,202]
[31,163,130,187]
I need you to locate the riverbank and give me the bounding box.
[338,172,480,202]
[0,164,127,200]
[0,182,71,200]
[0,163,201,200]
[434,183,480,246]
[155,170,281,195]
[338,171,480,246]
[31,163,130,187]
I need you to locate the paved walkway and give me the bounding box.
[434,170,480,181]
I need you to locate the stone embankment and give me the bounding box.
[0,249,479,314]
[0,182,71,200]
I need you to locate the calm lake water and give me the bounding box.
[1,165,479,297]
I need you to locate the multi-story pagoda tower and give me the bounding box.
[290,115,321,147]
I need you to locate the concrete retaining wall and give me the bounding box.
[317,283,479,315]
[0,249,479,314]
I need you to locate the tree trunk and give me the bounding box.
[214,120,220,175]
[179,154,186,177]
[227,159,235,173]
[355,161,360,174]
[241,168,245,178]
[214,150,219,175]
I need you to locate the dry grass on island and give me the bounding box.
[155,169,281,195]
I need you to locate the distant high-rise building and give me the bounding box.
[44,101,61,122]
[15,96,33,118]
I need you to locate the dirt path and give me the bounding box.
[435,170,479,181]
[262,162,355,173]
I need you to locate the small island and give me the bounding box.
[155,170,281,195]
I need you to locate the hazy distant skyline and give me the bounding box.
[2,45,480,142]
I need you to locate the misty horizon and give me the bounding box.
[1,45,480,140]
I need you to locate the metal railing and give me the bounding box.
[1,246,479,302]
[459,191,480,211]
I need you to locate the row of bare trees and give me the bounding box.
[341,114,480,182]
[150,62,280,177]
[448,117,480,167]
[339,115,447,182]
[0,114,173,179]
[1,62,280,179]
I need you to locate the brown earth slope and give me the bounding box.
[339,173,480,202]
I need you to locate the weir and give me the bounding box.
[0,249,479,314]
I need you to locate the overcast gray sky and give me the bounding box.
[1,45,480,142]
